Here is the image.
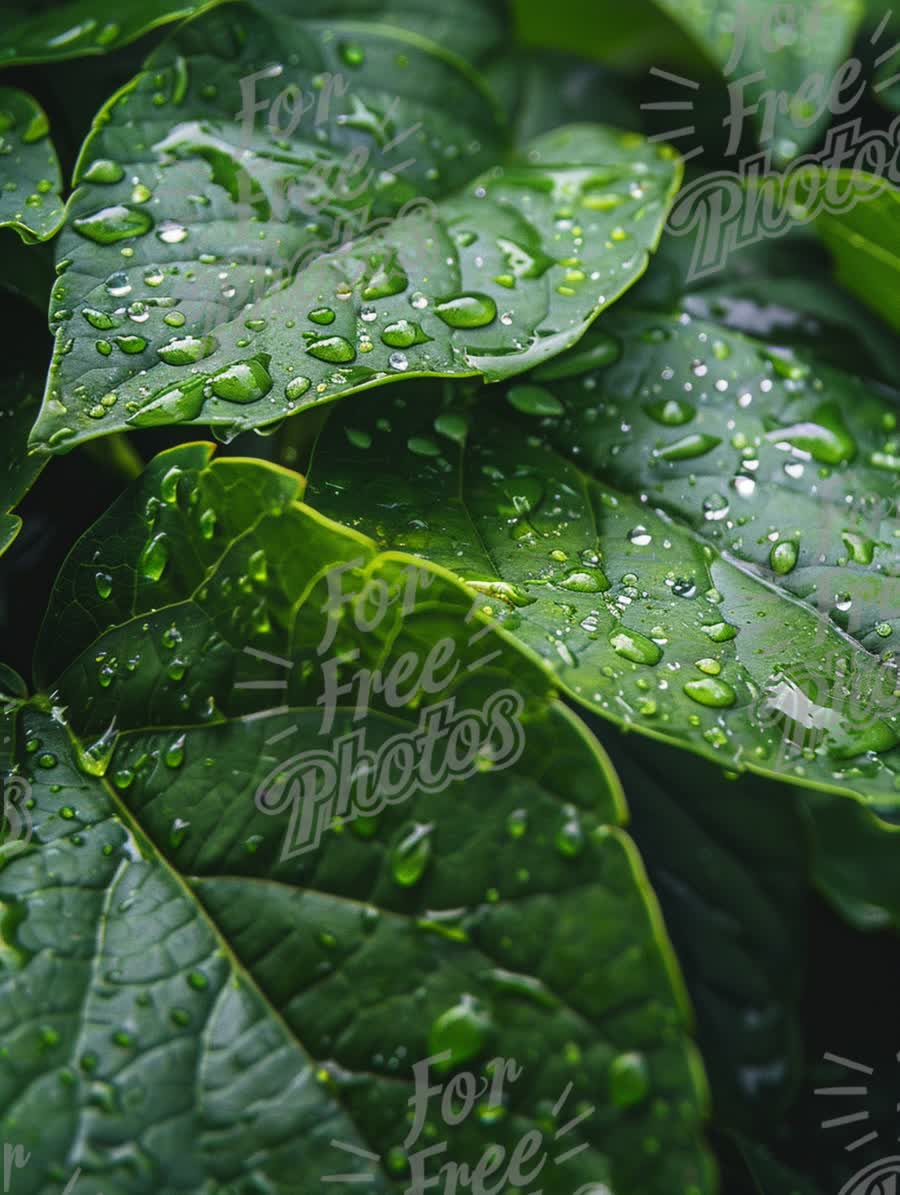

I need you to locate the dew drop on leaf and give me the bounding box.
[390,822,433,887]
[428,994,492,1070]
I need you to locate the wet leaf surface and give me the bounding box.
[30,2,680,451]
[0,88,63,242]
[1,443,714,1194]
[307,311,900,810]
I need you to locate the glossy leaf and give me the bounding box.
[0,88,63,242]
[814,175,900,334]
[649,0,863,159]
[0,373,45,557]
[0,0,508,67]
[4,443,715,1194]
[0,0,217,64]
[594,724,809,1137]
[804,789,900,931]
[306,312,899,809]
[626,217,900,387]
[30,2,681,451]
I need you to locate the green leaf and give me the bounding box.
[512,0,706,69]
[814,176,900,334]
[0,0,221,64]
[0,88,63,242]
[30,2,681,452]
[487,50,641,145]
[306,312,900,809]
[0,0,509,67]
[592,724,810,1137]
[630,221,900,387]
[7,443,714,1194]
[0,233,56,310]
[0,373,46,557]
[648,0,864,159]
[804,788,900,931]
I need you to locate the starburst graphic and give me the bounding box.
[641,9,898,167]
[872,10,900,96]
[814,1052,884,1153]
[642,67,704,164]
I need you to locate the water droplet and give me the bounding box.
[769,540,798,574]
[657,433,721,462]
[82,158,125,184]
[645,398,695,426]
[306,336,356,364]
[95,572,113,599]
[428,994,492,1071]
[555,805,584,856]
[434,293,497,328]
[506,808,528,838]
[165,734,186,768]
[362,257,408,300]
[73,205,153,244]
[559,567,609,593]
[609,1051,650,1107]
[157,219,188,244]
[157,334,217,365]
[702,621,738,642]
[161,466,183,504]
[139,534,169,582]
[309,306,335,325]
[609,629,662,665]
[390,822,433,886]
[768,402,857,465]
[199,509,216,539]
[702,493,729,521]
[209,358,274,403]
[169,817,190,846]
[249,549,267,583]
[339,41,365,66]
[381,319,428,348]
[285,375,311,401]
[683,677,737,707]
[695,658,721,675]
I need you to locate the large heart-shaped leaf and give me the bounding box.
[29,1,681,452]
[7,443,714,1194]
[0,88,63,242]
[306,311,899,809]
